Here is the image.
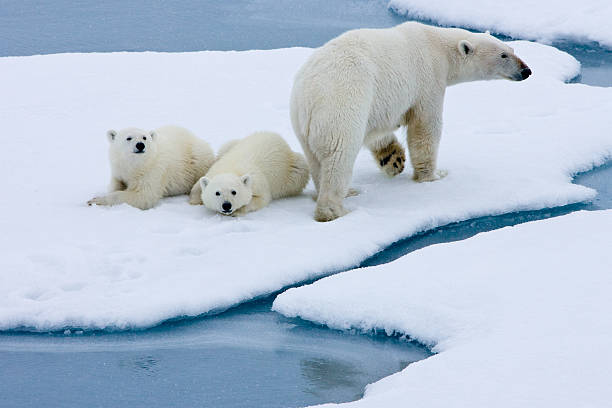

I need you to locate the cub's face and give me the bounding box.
[459,33,531,82]
[107,127,158,162]
[200,173,253,215]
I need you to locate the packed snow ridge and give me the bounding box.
[1,41,611,331]
[273,210,612,408]
[389,0,612,48]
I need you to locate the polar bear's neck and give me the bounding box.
[417,25,482,86]
[110,153,155,182]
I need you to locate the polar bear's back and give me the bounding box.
[155,125,215,196]
[208,132,307,199]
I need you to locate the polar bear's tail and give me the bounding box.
[285,152,310,196]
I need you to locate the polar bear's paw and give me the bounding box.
[413,169,448,182]
[373,140,405,177]
[314,203,348,222]
[87,196,110,206]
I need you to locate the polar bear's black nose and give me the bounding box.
[135,142,145,152]
[520,68,532,80]
[222,202,232,212]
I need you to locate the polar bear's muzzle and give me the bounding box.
[221,201,233,214]
[134,142,146,153]
[515,58,531,81]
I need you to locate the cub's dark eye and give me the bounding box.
[231,190,236,196]
[126,137,132,141]
[215,191,220,196]
[501,53,508,59]
[143,136,147,140]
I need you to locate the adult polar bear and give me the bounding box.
[291,22,531,222]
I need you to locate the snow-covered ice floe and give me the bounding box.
[1,41,611,331]
[389,0,612,47]
[273,210,612,407]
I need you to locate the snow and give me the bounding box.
[273,210,612,407]
[389,0,612,48]
[1,41,611,331]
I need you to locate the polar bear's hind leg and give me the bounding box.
[368,133,406,177]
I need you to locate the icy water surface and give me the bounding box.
[2,1,612,407]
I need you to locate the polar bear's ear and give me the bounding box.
[485,30,491,35]
[458,40,474,57]
[149,131,156,140]
[241,174,252,188]
[107,130,117,142]
[199,177,210,190]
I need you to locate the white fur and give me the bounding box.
[290,21,531,222]
[88,125,215,210]
[196,132,309,216]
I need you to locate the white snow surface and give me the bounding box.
[389,0,612,47]
[273,210,612,407]
[1,42,611,331]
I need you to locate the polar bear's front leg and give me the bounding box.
[88,190,160,210]
[406,99,447,182]
[88,177,164,210]
[368,133,406,177]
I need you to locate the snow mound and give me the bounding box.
[389,0,612,47]
[273,210,612,407]
[1,42,611,331]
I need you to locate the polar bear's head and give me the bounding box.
[107,127,158,164]
[199,173,253,215]
[455,32,531,83]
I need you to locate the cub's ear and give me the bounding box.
[199,177,210,190]
[458,40,474,56]
[485,30,491,35]
[149,131,156,140]
[241,174,252,188]
[107,130,117,142]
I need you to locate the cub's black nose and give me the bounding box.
[521,68,532,80]
[222,202,232,212]
[135,142,145,151]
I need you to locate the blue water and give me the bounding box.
[2,1,611,407]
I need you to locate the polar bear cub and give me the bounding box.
[88,125,215,210]
[193,132,309,216]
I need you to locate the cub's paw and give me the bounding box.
[413,169,448,183]
[314,203,348,222]
[189,196,203,205]
[373,140,405,177]
[87,196,109,206]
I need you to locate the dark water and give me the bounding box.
[2,2,611,408]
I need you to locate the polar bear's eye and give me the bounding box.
[231,190,236,196]
[215,191,220,196]
[501,53,508,59]
[126,137,132,141]
[143,136,147,140]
